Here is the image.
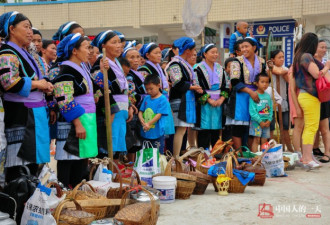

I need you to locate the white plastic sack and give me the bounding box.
[20,184,56,225]
[93,164,112,183]
[261,144,286,177]
[134,141,161,186]
[38,164,57,184]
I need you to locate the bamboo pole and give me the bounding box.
[102,48,113,171]
[275,75,285,151]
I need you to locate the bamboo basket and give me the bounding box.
[196,153,210,174]
[165,158,196,200]
[114,187,159,225]
[179,147,205,162]
[188,170,211,195]
[54,199,95,225]
[89,157,129,217]
[223,153,247,193]
[67,180,107,219]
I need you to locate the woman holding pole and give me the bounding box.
[91,30,134,156]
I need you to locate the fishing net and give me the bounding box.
[182,0,212,37]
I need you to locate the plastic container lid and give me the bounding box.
[153,176,176,183]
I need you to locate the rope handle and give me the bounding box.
[54,198,82,224]
[46,182,64,198]
[71,180,96,199]
[178,148,204,162]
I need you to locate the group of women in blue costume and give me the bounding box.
[0,11,53,182]
[194,43,230,149]
[224,37,266,150]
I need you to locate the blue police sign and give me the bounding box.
[253,20,295,37]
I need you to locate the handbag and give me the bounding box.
[4,165,40,224]
[316,75,330,102]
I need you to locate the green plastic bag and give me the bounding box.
[237,146,257,158]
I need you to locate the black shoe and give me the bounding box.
[313,148,324,156]
[319,155,330,163]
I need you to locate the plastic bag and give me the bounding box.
[261,144,286,177]
[134,141,161,186]
[20,184,56,225]
[86,180,113,197]
[38,164,57,184]
[159,154,168,174]
[93,164,112,183]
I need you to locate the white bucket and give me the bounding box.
[152,176,177,204]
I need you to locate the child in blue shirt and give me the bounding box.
[249,72,273,152]
[229,21,250,57]
[138,74,172,154]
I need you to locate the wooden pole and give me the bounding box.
[269,70,280,143]
[102,48,113,171]
[276,76,285,151]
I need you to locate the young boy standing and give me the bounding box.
[138,75,172,154]
[249,73,273,152]
[229,21,251,57]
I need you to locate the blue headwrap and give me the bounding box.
[124,40,136,49]
[197,46,204,58]
[161,48,170,62]
[0,11,22,38]
[53,21,81,41]
[139,44,147,57]
[173,37,195,55]
[91,30,117,52]
[57,33,82,60]
[114,30,125,42]
[122,47,136,58]
[243,37,264,51]
[201,43,217,58]
[141,42,158,59]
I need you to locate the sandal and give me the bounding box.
[319,155,330,163]
[313,148,324,156]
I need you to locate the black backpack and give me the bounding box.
[3,166,40,224]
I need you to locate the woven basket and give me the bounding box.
[114,187,159,225]
[196,153,211,174]
[67,180,107,220]
[223,153,248,193]
[179,147,205,162]
[188,170,211,195]
[165,158,196,200]
[211,139,233,157]
[54,199,95,225]
[89,157,129,217]
[243,163,266,186]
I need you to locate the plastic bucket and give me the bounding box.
[152,176,177,204]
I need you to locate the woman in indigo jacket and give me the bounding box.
[53,33,98,187]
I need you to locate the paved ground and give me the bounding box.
[49,155,330,225]
[157,163,330,225]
